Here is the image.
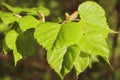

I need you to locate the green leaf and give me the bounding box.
[25,6,50,16]
[78,1,111,33]
[54,22,83,48]
[34,22,83,51]
[78,31,109,57]
[62,45,80,71]
[5,30,18,49]
[34,22,83,78]
[79,21,109,37]
[0,23,9,33]
[0,12,19,24]
[74,55,89,75]
[13,46,22,65]
[17,16,40,31]
[2,2,50,16]
[61,45,89,76]
[24,8,39,15]
[61,45,81,76]
[2,2,114,77]
[5,30,22,65]
[47,47,67,79]
[34,22,61,50]
[78,1,112,68]
[38,6,50,16]
[16,28,37,57]
[2,2,23,14]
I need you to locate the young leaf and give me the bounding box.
[78,1,112,66]
[35,1,114,79]
[34,22,61,50]
[13,46,22,65]
[62,45,81,73]
[54,22,83,48]
[74,55,89,75]
[34,22,83,51]
[5,30,18,49]
[2,1,114,79]
[38,6,50,16]
[2,2,50,16]
[5,30,22,65]
[61,45,89,77]
[0,23,9,33]
[25,6,50,16]
[0,12,19,24]
[17,16,40,31]
[47,47,67,79]
[78,31,109,57]
[78,1,112,33]
[34,22,83,78]
[2,2,23,14]
[61,45,81,76]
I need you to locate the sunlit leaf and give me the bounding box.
[2,2,23,14]
[34,22,83,78]
[78,31,109,57]
[17,16,40,31]
[0,12,19,24]
[0,23,9,33]
[78,1,111,33]
[2,1,115,79]
[25,6,50,16]
[74,55,89,75]
[5,30,22,65]
[78,1,113,67]
[34,22,61,50]
[2,2,50,16]
[5,30,18,49]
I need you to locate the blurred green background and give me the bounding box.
[0,0,120,80]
